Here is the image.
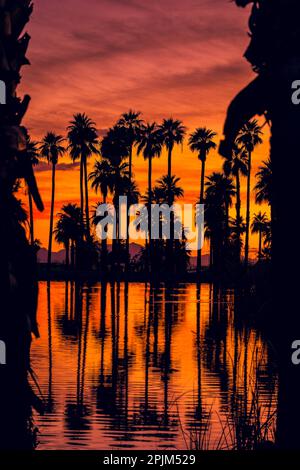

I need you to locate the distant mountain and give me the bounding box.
[37,244,210,267]
[37,248,66,264]
[189,254,210,268]
[37,243,144,264]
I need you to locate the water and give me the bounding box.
[31,282,277,450]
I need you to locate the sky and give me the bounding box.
[19,0,270,253]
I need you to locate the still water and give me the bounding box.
[31,282,277,450]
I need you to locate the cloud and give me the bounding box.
[20,0,251,137]
[35,162,80,172]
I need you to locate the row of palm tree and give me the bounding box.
[26,109,270,275]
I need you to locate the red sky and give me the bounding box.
[19,0,269,253]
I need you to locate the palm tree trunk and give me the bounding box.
[148,156,153,274]
[258,229,262,260]
[209,241,213,270]
[28,189,34,246]
[200,158,206,204]
[101,195,108,275]
[83,155,90,239]
[71,241,75,268]
[65,240,70,267]
[79,158,84,236]
[225,202,230,248]
[47,162,56,268]
[125,147,133,275]
[167,147,172,180]
[197,159,206,274]
[244,150,252,266]
[235,171,241,262]
[167,148,174,274]
[129,145,133,182]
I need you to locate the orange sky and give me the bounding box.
[18,0,270,254]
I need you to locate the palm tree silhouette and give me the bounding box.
[89,160,115,273]
[223,146,248,262]
[117,110,143,182]
[254,159,272,206]
[137,123,163,206]
[205,173,235,236]
[156,175,184,205]
[40,132,65,268]
[137,122,163,270]
[236,120,262,266]
[205,173,235,272]
[89,159,114,205]
[159,118,186,186]
[189,127,217,273]
[251,211,269,260]
[54,203,82,267]
[98,132,133,270]
[67,113,99,239]
[25,136,40,246]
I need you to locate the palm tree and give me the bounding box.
[137,123,163,261]
[159,118,186,185]
[117,110,143,181]
[54,204,82,267]
[254,159,272,206]
[189,128,217,203]
[205,173,235,231]
[251,212,269,260]
[189,127,217,273]
[89,159,114,272]
[40,132,65,268]
[67,113,99,239]
[223,146,248,261]
[99,131,132,270]
[159,118,186,273]
[155,175,184,204]
[89,159,114,204]
[137,123,163,205]
[236,119,263,266]
[25,137,40,246]
[205,173,235,270]
[116,113,143,272]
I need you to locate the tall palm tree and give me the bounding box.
[159,118,186,184]
[40,132,65,268]
[117,110,143,182]
[189,128,217,203]
[54,204,82,267]
[254,159,272,206]
[89,159,114,204]
[153,176,184,273]
[25,137,40,246]
[99,131,132,270]
[205,173,235,269]
[67,113,99,239]
[155,175,184,205]
[236,119,263,266]
[189,127,217,273]
[205,173,235,230]
[89,159,113,270]
[137,123,163,205]
[251,212,269,260]
[223,146,248,261]
[159,118,186,273]
[137,123,163,259]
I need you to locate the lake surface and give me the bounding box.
[31,282,277,450]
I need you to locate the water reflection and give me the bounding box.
[32,282,277,450]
